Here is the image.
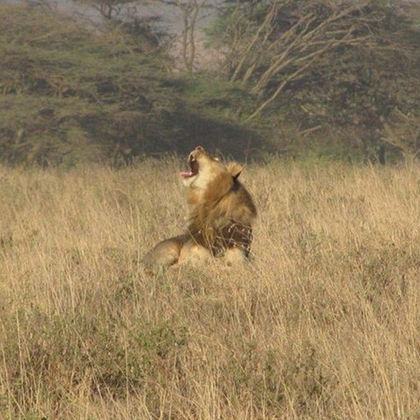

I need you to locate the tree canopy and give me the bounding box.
[0,1,418,165]
[207,0,420,161]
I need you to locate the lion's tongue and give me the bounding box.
[180,171,193,178]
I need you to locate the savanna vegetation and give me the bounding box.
[0,1,419,418]
[0,161,419,418]
[0,0,419,165]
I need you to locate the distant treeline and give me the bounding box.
[0,1,418,166]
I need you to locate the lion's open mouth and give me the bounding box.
[180,155,199,178]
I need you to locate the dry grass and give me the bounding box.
[0,159,419,419]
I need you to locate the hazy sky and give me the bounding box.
[9,0,223,34]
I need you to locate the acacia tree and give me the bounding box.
[381,110,420,164]
[161,0,207,73]
[76,0,141,20]
[74,0,167,55]
[0,3,178,166]
[208,0,420,161]
[177,0,206,73]
[214,1,384,120]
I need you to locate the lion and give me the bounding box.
[142,146,257,271]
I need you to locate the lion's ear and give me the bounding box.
[227,162,243,180]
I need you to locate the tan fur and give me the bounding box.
[142,146,257,271]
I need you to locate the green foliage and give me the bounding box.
[0,5,180,166]
[0,4,267,166]
[207,0,420,162]
[0,1,418,165]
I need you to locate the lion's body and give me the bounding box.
[142,147,257,271]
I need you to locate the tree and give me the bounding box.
[76,0,141,20]
[0,3,263,166]
[75,0,167,54]
[176,0,207,73]
[160,0,208,73]
[0,4,177,165]
[381,110,420,164]
[207,0,420,162]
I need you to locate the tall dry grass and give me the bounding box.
[0,159,419,419]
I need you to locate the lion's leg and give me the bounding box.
[178,240,211,266]
[224,247,247,266]
[142,234,189,269]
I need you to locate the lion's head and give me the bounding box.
[180,146,232,189]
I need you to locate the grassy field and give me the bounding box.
[0,159,419,419]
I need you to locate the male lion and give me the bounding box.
[142,146,257,270]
